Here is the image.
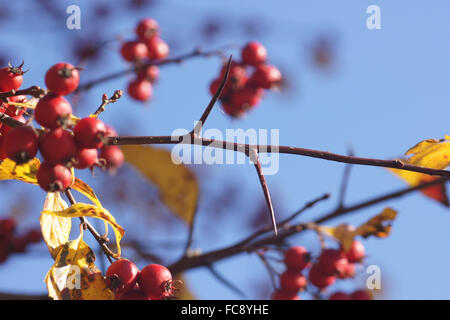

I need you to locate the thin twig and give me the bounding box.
[76,47,226,92]
[92,90,123,117]
[64,189,114,263]
[252,148,277,236]
[168,177,449,274]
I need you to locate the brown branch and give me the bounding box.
[92,90,123,117]
[76,47,226,92]
[0,292,49,300]
[168,177,449,274]
[252,149,277,236]
[0,86,47,101]
[64,189,115,263]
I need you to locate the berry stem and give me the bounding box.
[64,189,115,263]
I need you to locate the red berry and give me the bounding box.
[120,41,149,62]
[99,146,124,171]
[73,148,97,169]
[4,126,38,164]
[0,218,16,236]
[271,290,300,300]
[145,37,169,60]
[74,117,107,149]
[138,264,173,299]
[137,65,159,83]
[25,229,42,243]
[117,289,150,300]
[309,264,336,290]
[6,95,27,116]
[344,240,365,263]
[11,236,27,253]
[230,86,263,109]
[104,125,118,137]
[351,289,372,300]
[45,62,80,96]
[0,114,25,137]
[221,62,248,90]
[241,42,267,66]
[37,162,73,192]
[127,79,153,101]
[34,95,72,129]
[329,291,351,300]
[136,18,159,40]
[338,262,356,279]
[0,136,7,161]
[0,63,25,92]
[249,64,282,89]
[317,249,348,276]
[222,102,245,118]
[40,128,77,165]
[284,246,311,271]
[279,270,307,292]
[106,258,140,294]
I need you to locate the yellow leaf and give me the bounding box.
[390,165,449,206]
[40,193,72,259]
[0,158,40,184]
[42,203,125,258]
[320,208,398,251]
[121,145,199,224]
[72,177,103,208]
[404,138,450,169]
[45,230,114,300]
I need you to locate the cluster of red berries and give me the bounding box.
[0,62,124,192]
[329,289,372,300]
[120,18,168,102]
[105,259,175,300]
[209,42,282,118]
[271,240,371,300]
[0,217,41,263]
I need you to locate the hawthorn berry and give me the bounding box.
[0,62,25,92]
[329,291,351,300]
[221,62,248,90]
[74,117,107,149]
[137,65,159,83]
[0,114,25,137]
[40,128,77,165]
[222,102,245,118]
[284,246,311,271]
[230,86,263,109]
[279,270,307,292]
[120,41,149,62]
[37,162,73,192]
[248,64,282,89]
[317,249,348,276]
[4,126,39,164]
[344,240,365,263]
[11,236,27,253]
[308,264,336,289]
[117,289,150,300]
[271,290,300,300]
[0,136,7,161]
[338,262,356,279]
[45,62,80,96]
[34,95,72,129]
[99,146,124,171]
[146,37,169,60]
[106,258,140,294]
[25,229,42,243]
[241,42,267,66]
[127,78,153,101]
[73,148,98,169]
[136,18,159,40]
[0,218,16,236]
[351,289,372,300]
[6,95,27,116]
[138,264,173,299]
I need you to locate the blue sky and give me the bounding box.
[1,0,450,299]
